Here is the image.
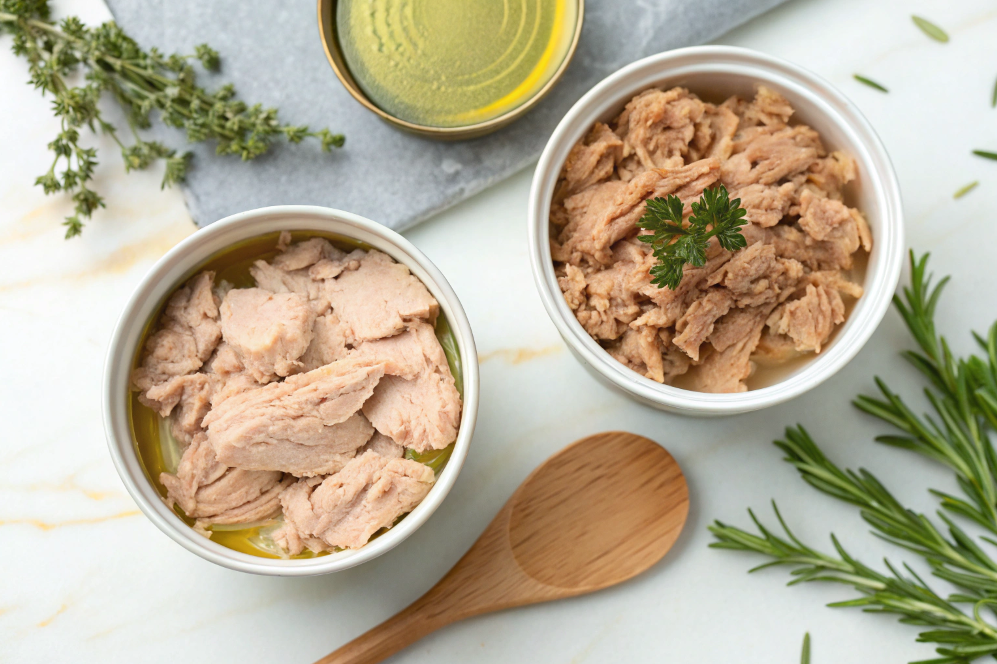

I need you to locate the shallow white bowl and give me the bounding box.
[103,206,479,575]
[528,46,904,416]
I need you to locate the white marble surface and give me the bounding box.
[3,0,997,662]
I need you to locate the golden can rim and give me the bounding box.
[316,0,585,140]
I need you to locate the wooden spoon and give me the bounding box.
[315,431,689,664]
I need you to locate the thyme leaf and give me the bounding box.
[0,0,344,237]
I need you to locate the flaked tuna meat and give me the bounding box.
[249,260,330,314]
[673,289,734,362]
[151,374,213,446]
[721,125,821,189]
[300,313,350,371]
[754,329,801,364]
[360,432,405,459]
[735,182,796,227]
[740,86,795,127]
[308,249,366,280]
[798,189,873,253]
[275,451,435,553]
[555,122,623,202]
[767,283,845,353]
[362,368,461,453]
[689,102,740,162]
[607,326,670,383]
[805,151,857,198]
[350,322,449,380]
[136,235,462,549]
[132,271,221,394]
[574,240,656,339]
[708,243,804,308]
[693,306,773,393]
[220,288,316,382]
[161,434,291,527]
[558,159,721,265]
[558,263,588,311]
[614,88,705,179]
[553,180,628,264]
[272,236,337,271]
[203,359,383,477]
[550,85,870,392]
[798,190,852,241]
[203,342,266,410]
[324,250,438,343]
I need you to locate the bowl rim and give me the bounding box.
[527,45,905,415]
[316,0,586,140]
[102,205,479,575]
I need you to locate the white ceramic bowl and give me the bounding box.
[103,206,479,575]
[528,46,904,416]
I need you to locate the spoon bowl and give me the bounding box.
[316,431,689,664]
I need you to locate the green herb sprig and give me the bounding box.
[710,252,997,663]
[0,0,344,237]
[636,184,747,290]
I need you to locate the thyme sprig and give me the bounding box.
[636,184,747,290]
[711,252,997,662]
[0,0,344,237]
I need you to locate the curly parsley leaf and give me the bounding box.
[636,184,747,290]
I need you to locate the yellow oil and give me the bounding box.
[128,230,462,559]
[336,0,579,128]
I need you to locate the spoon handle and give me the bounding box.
[315,504,554,664]
[313,593,444,664]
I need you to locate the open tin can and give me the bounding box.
[317,0,585,140]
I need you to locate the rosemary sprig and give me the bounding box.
[636,184,747,290]
[854,252,997,535]
[712,252,997,662]
[0,0,344,237]
[776,426,997,597]
[710,505,997,663]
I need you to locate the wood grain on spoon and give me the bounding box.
[316,431,689,664]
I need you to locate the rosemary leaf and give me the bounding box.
[853,75,888,93]
[992,76,997,108]
[801,633,811,664]
[912,15,950,43]
[974,150,997,161]
[954,182,979,199]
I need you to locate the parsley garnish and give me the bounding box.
[636,184,748,290]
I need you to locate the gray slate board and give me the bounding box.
[105,0,788,231]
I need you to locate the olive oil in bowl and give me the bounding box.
[128,231,463,559]
[331,0,581,131]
